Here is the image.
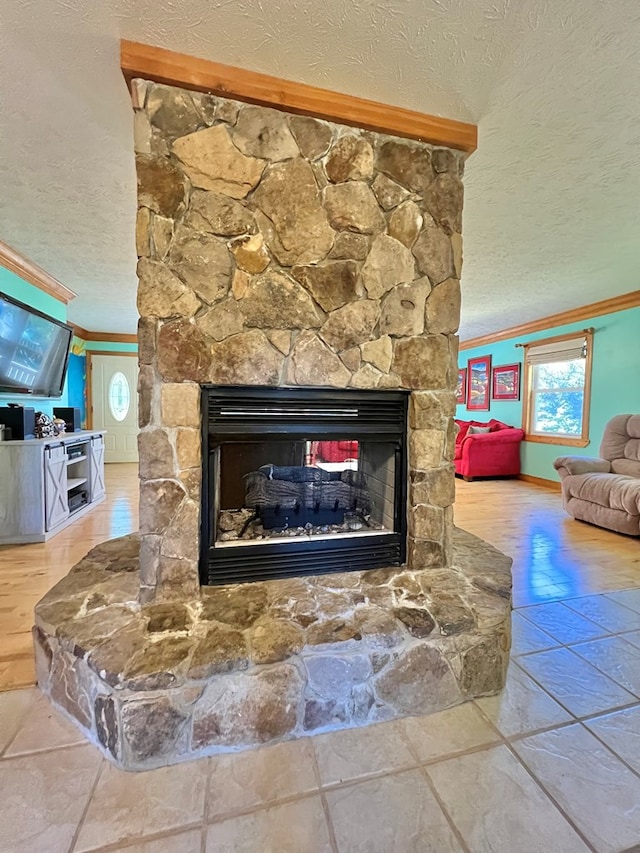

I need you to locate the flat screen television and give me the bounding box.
[0,291,73,397]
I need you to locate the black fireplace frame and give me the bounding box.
[200,385,409,586]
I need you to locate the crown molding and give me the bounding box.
[72,325,137,344]
[460,290,640,351]
[120,39,478,154]
[0,239,76,304]
[71,324,91,340]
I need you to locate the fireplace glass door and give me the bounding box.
[201,387,408,585]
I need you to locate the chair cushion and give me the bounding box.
[567,472,640,517]
[612,458,640,478]
[600,414,640,462]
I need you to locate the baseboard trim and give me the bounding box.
[518,473,561,491]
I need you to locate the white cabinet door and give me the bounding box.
[89,434,106,501]
[44,444,69,531]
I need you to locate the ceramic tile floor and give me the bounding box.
[3,590,640,852]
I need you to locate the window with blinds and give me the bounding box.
[522,330,593,446]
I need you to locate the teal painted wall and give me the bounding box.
[0,266,69,414]
[85,340,138,353]
[67,348,87,427]
[457,305,640,480]
[67,339,138,428]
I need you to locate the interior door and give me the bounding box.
[90,354,139,463]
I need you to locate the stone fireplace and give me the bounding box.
[32,71,512,770]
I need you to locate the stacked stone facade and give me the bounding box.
[34,530,511,770]
[133,80,465,602]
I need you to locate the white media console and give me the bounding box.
[0,430,106,544]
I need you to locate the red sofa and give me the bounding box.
[311,440,359,463]
[454,418,524,480]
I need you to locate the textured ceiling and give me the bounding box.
[1,0,639,337]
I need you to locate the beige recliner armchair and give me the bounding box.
[554,414,640,536]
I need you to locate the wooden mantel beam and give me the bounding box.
[120,40,477,154]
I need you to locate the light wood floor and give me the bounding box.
[1,467,638,692]
[0,464,139,691]
[454,477,640,606]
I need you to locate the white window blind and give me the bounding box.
[525,335,587,366]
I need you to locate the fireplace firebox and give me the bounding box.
[200,386,409,585]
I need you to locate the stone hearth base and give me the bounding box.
[33,530,511,770]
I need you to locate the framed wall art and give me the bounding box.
[492,363,520,401]
[456,368,467,404]
[466,355,491,411]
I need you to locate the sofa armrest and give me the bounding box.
[553,456,611,478]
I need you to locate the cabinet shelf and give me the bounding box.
[66,454,87,465]
[67,477,88,490]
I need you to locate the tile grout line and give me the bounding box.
[319,790,340,853]
[0,690,37,758]
[563,639,640,700]
[200,742,519,830]
[509,656,584,720]
[475,654,640,747]
[600,591,640,613]
[512,612,640,658]
[512,645,562,658]
[498,651,640,741]
[472,694,578,743]
[68,756,106,853]
[500,738,599,853]
[311,739,510,796]
[562,596,640,624]
[205,788,327,830]
[313,718,512,853]
[1,738,98,764]
[577,718,640,783]
[511,651,639,719]
[202,747,338,839]
[514,605,612,643]
[67,822,205,853]
[575,701,640,726]
[395,711,504,775]
[201,755,214,852]
[502,706,639,746]
[419,763,472,853]
[309,737,340,853]
[518,588,640,614]
[2,736,90,761]
[470,699,514,743]
[202,756,214,825]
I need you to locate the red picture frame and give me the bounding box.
[456,368,467,404]
[492,363,520,401]
[466,355,491,411]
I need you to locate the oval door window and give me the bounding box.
[108,371,130,421]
